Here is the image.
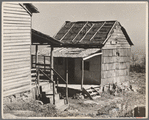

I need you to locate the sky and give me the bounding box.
[32,2,147,59]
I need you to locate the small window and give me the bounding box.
[81,61,90,71]
[58,57,63,65]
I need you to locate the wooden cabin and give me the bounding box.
[42,21,133,87]
[2,3,68,107]
[2,3,39,97]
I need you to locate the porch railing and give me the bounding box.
[32,63,68,105]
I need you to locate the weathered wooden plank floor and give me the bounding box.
[56,84,100,91]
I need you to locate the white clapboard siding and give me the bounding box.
[3,84,31,97]
[3,32,29,37]
[4,60,30,68]
[3,3,32,97]
[3,67,30,78]
[3,45,30,50]
[3,48,30,53]
[4,58,30,64]
[4,81,30,90]
[3,72,30,81]
[3,42,31,46]
[3,54,30,60]
[3,36,30,40]
[4,29,30,33]
[4,76,30,84]
[3,13,30,19]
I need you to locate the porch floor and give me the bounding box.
[56,84,100,91]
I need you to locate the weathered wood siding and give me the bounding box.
[101,22,131,86]
[2,3,32,97]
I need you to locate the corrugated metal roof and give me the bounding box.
[39,47,101,58]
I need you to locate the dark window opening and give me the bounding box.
[81,61,90,71]
[58,57,63,65]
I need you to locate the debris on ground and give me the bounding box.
[3,72,146,118]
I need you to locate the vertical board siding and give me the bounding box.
[101,23,131,86]
[2,3,31,96]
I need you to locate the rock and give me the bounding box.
[84,100,99,105]
[103,85,110,92]
[79,94,84,99]
[67,109,78,113]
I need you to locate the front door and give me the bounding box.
[68,58,75,83]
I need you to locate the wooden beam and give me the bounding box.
[79,23,95,43]
[60,23,75,41]
[50,46,55,104]
[83,53,102,61]
[81,59,84,90]
[35,45,38,67]
[72,22,88,42]
[66,58,69,104]
[90,21,106,41]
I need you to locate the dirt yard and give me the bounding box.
[3,72,146,118]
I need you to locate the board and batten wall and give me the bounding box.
[101,22,131,86]
[2,3,32,97]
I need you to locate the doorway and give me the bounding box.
[67,58,75,84]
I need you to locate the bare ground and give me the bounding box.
[3,72,146,118]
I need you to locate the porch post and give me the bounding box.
[50,46,55,104]
[81,59,84,90]
[35,45,38,67]
[66,58,68,104]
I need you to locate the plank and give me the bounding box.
[3,6,25,11]
[4,26,30,30]
[3,42,30,46]
[3,71,30,81]
[4,29,30,33]
[3,14,30,19]
[3,36,30,40]
[3,48,30,53]
[3,60,30,67]
[3,11,29,16]
[3,64,30,71]
[3,54,30,60]
[3,84,31,97]
[3,76,31,84]
[3,20,30,24]
[3,16,31,21]
[3,57,30,64]
[3,8,28,13]
[3,4,23,9]
[3,33,30,37]
[3,45,30,50]
[3,67,30,77]
[4,80,30,90]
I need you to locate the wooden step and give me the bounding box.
[90,92,99,96]
[82,86,101,100]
